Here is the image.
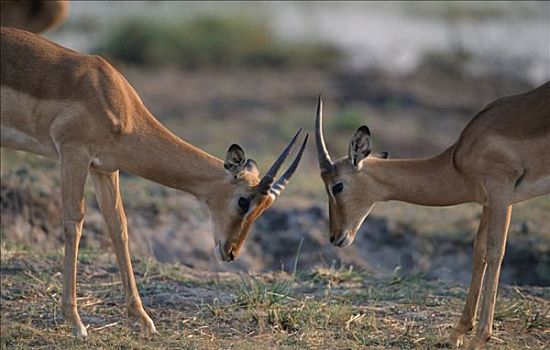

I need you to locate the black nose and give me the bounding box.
[330,235,335,243]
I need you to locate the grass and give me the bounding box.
[236,276,294,307]
[1,245,548,349]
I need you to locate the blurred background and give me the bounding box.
[2,1,549,285]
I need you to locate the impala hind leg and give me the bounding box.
[60,148,89,337]
[466,201,512,350]
[90,170,157,337]
[447,207,489,347]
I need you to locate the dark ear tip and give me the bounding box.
[357,125,370,135]
[228,143,243,152]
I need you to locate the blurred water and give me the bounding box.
[54,2,549,83]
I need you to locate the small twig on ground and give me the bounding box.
[23,271,45,284]
[92,322,119,332]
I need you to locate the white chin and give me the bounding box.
[335,231,354,247]
[339,235,354,247]
[213,242,223,263]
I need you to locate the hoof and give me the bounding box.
[137,314,158,338]
[71,323,88,338]
[447,331,465,348]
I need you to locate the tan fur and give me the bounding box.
[0,27,292,337]
[317,83,550,349]
[1,0,69,34]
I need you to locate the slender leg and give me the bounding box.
[466,201,512,350]
[90,170,157,337]
[448,207,489,347]
[60,148,89,337]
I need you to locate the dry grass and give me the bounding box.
[1,245,548,349]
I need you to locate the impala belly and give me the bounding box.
[0,125,56,158]
[513,175,550,203]
[512,165,550,203]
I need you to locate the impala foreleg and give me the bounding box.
[448,207,488,347]
[60,148,89,337]
[466,201,512,350]
[90,170,157,337]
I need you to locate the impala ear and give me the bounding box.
[348,125,371,169]
[224,144,247,177]
[245,159,260,177]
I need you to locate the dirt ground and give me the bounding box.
[1,247,548,349]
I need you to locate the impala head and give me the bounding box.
[208,129,308,262]
[315,96,389,247]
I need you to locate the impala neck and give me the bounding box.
[118,114,227,202]
[368,148,474,206]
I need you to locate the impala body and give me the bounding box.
[1,0,69,34]
[0,27,307,337]
[315,85,550,349]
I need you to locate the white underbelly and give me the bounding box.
[0,125,58,158]
[512,174,550,204]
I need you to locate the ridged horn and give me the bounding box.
[270,134,309,197]
[315,95,334,174]
[257,128,302,194]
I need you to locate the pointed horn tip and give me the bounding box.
[287,128,302,145]
[257,128,305,194]
[269,133,310,196]
[314,95,334,173]
[288,134,309,169]
[286,127,303,151]
[303,133,309,145]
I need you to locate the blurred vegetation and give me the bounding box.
[96,15,342,69]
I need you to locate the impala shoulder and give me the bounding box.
[80,55,137,134]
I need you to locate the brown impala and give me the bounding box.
[0,27,308,337]
[314,86,549,350]
[1,0,69,34]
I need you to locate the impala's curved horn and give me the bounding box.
[270,134,309,197]
[315,95,334,174]
[257,128,302,195]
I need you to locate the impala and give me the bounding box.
[1,0,69,34]
[0,27,308,337]
[314,86,549,349]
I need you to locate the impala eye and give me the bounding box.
[332,183,344,195]
[238,196,250,214]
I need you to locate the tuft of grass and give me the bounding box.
[495,288,550,333]
[236,275,294,308]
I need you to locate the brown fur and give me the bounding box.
[1,0,69,34]
[316,85,550,349]
[0,27,294,337]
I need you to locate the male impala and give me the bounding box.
[1,0,69,34]
[314,86,549,349]
[0,27,308,337]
